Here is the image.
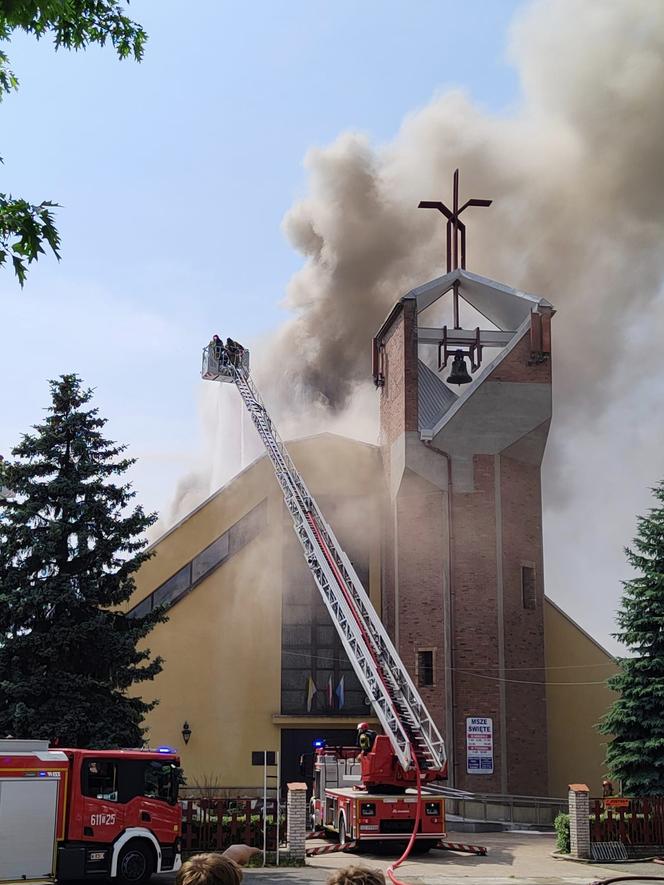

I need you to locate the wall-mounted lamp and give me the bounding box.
[181,721,192,745]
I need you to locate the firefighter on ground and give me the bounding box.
[357,722,376,754]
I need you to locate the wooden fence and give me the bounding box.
[590,797,664,848]
[180,797,284,855]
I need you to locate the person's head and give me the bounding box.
[357,722,369,732]
[176,854,242,885]
[327,866,386,885]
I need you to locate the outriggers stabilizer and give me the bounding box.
[202,339,448,850]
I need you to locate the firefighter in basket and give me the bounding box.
[207,334,224,374]
[357,721,377,755]
[225,337,245,368]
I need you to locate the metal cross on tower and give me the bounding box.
[419,169,492,329]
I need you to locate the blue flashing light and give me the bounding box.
[313,739,325,749]
[39,771,47,777]
[157,746,175,754]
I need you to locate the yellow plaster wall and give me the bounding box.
[544,598,617,797]
[128,434,383,789]
[128,431,620,798]
[140,528,282,788]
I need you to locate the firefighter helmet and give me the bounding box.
[357,722,369,731]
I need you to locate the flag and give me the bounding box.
[327,674,334,709]
[306,676,317,712]
[335,676,345,709]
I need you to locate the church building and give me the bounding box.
[125,261,615,799]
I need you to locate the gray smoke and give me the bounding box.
[271,0,664,428]
[168,0,664,649]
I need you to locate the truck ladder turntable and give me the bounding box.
[201,344,446,776]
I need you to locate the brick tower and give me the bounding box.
[373,267,554,794]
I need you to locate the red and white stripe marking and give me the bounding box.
[436,839,488,856]
[306,830,326,840]
[306,841,359,856]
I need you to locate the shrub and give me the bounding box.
[554,812,570,853]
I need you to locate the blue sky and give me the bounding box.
[0,0,522,514]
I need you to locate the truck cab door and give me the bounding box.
[76,758,125,842]
[121,760,181,848]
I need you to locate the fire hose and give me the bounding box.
[386,747,423,885]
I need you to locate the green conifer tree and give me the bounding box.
[0,374,164,747]
[600,481,664,794]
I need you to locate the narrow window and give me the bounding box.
[152,564,191,609]
[417,650,434,687]
[82,760,118,802]
[522,565,536,610]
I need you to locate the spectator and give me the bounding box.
[176,846,259,885]
[327,866,386,885]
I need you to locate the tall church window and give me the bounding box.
[417,650,435,687]
[521,565,536,610]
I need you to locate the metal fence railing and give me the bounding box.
[428,785,567,827]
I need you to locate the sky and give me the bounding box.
[0,0,521,509]
[1,0,659,655]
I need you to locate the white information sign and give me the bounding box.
[466,716,494,774]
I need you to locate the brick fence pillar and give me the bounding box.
[568,783,590,859]
[287,782,307,861]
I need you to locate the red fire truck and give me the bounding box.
[0,739,182,885]
[310,737,446,851]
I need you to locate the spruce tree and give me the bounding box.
[0,374,164,747]
[600,481,664,794]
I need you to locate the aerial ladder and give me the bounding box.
[201,341,447,786]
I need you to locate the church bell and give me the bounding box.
[446,350,473,385]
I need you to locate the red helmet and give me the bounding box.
[357,722,369,731]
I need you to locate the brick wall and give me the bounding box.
[377,293,551,796]
[451,454,503,792]
[489,333,551,384]
[379,301,418,460]
[286,782,307,861]
[378,300,448,742]
[500,454,549,795]
[394,472,447,732]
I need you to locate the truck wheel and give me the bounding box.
[117,841,154,885]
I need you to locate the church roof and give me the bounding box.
[418,359,457,431]
[375,268,553,345]
[404,268,553,331]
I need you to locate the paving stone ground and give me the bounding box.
[155,829,664,885]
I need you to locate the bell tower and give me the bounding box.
[373,172,554,794]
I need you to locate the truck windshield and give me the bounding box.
[144,761,181,804]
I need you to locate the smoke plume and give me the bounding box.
[170,0,664,649]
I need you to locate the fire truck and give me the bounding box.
[202,343,448,851]
[0,739,182,885]
[310,740,446,849]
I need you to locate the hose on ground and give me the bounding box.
[386,748,422,885]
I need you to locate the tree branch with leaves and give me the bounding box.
[0,1,146,286]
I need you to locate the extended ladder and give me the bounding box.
[202,345,447,774]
